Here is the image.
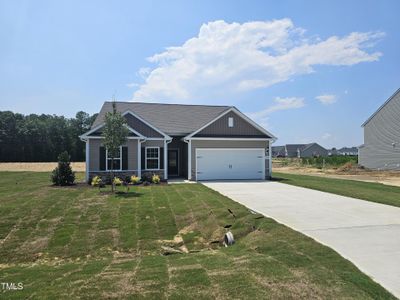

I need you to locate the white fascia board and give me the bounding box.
[79,123,105,140]
[79,123,145,140]
[122,110,172,140]
[230,108,277,141]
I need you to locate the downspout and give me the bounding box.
[183,138,191,180]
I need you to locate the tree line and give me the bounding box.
[0,111,97,162]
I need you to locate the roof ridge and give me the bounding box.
[105,101,232,108]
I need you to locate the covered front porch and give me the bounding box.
[166,137,188,179]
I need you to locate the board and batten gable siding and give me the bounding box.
[124,113,163,138]
[194,111,268,137]
[301,144,328,157]
[88,139,138,171]
[359,90,400,170]
[191,140,269,180]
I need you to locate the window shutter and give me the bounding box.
[160,147,164,169]
[141,147,145,170]
[99,147,106,171]
[122,146,128,170]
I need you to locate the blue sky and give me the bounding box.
[1,0,399,148]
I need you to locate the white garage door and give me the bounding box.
[196,148,265,180]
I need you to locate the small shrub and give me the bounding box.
[131,175,141,184]
[141,173,152,183]
[51,151,75,186]
[91,176,103,187]
[113,177,123,186]
[152,174,160,184]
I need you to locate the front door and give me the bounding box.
[168,149,179,176]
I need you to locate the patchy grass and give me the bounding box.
[273,172,400,208]
[0,172,395,299]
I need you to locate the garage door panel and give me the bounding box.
[196,148,264,180]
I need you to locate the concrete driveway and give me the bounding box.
[203,181,400,298]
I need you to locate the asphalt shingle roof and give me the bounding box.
[92,102,232,136]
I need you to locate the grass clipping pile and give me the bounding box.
[159,208,263,256]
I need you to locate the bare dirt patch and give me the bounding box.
[274,165,400,187]
[0,162,85,172]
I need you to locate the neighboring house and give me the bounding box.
[273,143,328,158]
[271,146,285,157]
[328,148,338,156]
[359,88,400,170]
[338,147,358,156]
[80,102,277,182]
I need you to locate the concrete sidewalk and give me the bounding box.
[203,181,400,298]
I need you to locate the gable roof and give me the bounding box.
[80,123,145,140]
[338,147,358,152]
[362,88,400,127]
[285,144,307,153]
[92,102,231,136]
[301,142,323,152]
[284,143,327,153]
[185,107,276,139]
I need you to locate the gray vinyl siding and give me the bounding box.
[359,91,400,170]
[191,140,269,180]
[125,114,163,137]
[301,144,328,157]
[88,139,138,171]
[194,111,269,137]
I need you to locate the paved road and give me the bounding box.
[203,181,400,298]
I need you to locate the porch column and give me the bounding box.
[268,141,272,178]
[188,139,192,180]
[85,140,89,182]
[137,140,142,178]
[164,140,168,180]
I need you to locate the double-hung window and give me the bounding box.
[146,147,159,170]
[106,146,122,170]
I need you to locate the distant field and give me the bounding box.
[0,162,85,172]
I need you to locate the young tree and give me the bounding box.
[102,102,129,192]
[51,151,75,186]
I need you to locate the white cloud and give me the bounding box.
[132,19,384,102]
[315,94,337,105]
[126,82,139,88]
[322,133,332,140]
[247,96,305,128]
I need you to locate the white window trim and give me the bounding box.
[145,146,160,170]
[106,146,122,171]
[228,117,234,127]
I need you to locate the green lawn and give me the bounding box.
[0,172,395,299]
[273,172,400,208]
